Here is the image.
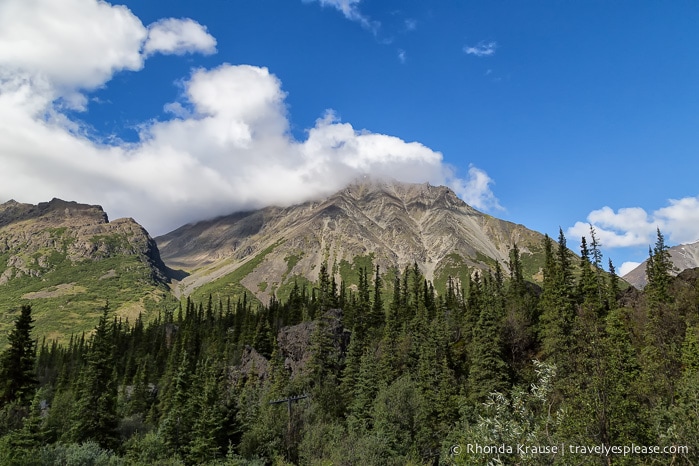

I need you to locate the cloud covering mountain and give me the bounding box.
[0,0,498,236]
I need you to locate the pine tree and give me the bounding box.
[127,360,152,417]
[641,228,683,409]
[646,228,674,305]
[187,360,227,462]
[607,258,621,309]
[347,347,380,433]
[370,265,384,330]
[468,277,508,403]
[160,350,194,455]
[0,305,38,407]
[508,243,525,296]
[588,225,606,309]
[603,308,647,446]
[69,305,119,449]
[539,231,575,373]
[317,260,332,312]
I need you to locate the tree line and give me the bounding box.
[0,228,697,465]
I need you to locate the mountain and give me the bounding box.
[623,239,699,289]
[156,179,550,304]
[0,198,171,345]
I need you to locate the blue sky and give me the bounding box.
[1,0,698,275]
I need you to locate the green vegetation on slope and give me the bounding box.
[1,230,696,465]
[0,251,171,347]
[189,240,284,306]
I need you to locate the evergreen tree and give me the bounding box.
[539,231,575,373]
[307,312,342,419]
[159,350,194,455]
[468,278,508,403]
[317,260,332,312]
[588,226,606,308]
[0,305,38,407]
[127,360,152,417]
[508,243,525,296]
[186,360,227,462]
[641,228,684,410]
[646,228,674,305]
[347,346,380,433]
[607,258,621,309]
[69,305,119,449]
[370,265,384,330]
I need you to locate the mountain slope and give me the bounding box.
[623,240,699,289]
[156,180,549,303]
[0,198,171,345]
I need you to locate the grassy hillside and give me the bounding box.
[0,248,172,347]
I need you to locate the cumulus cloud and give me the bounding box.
[450,166,503,212]
[567,197,699,251]
[463,41,498,57]
[144,18,216,57]
[0,0,146,93]
[0,0,500,235]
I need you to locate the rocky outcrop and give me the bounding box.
[277,308,348,379]
[0,198,169,284]
[231,309,349,383]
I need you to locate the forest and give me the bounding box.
[0,228,697,465]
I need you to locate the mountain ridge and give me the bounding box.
[623,239,699,288]
[156,179,548,303]
[0,197,172,345]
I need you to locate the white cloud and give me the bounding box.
[144,18,216,57]
[0,0,216,111]
[619,261,641,277]
[404,19,417,31]
[463,41,498,57]
[449,166,502,212]
[0,0,146,93]
[567,197,699,251]
[655,197,699,245]
[304,0,378,32]
[0,0,500,235]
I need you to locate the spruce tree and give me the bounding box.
[69,305,119,449]
[539,231,575,373]
[370,265,384,330]
[646,228,674,305]
[607,258,621,309]
[0,305,38,407]
[468,278,508,403]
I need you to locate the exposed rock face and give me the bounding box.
[623,240,699,289]
[156,179,547,301]
[231,345,271,384]
[0,198,169,284]
[231,309,349,383]
[277,308,348,380]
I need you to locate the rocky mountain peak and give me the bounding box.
[0,198,168,285]
[0,198,108,229]
[156,180,546,302]
[623,239,699,289]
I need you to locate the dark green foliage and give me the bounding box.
[0,305,37,408]
[69,305,119,449]
[467,276,508,402]
[538,231,575,374]
[646,228,674,306]
[3,233,699,464]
